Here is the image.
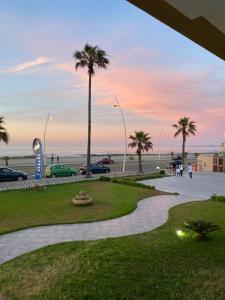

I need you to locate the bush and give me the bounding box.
[121,173,166,182]
[99,176,110,181]
[99,173,165,189]
[211,194,225,202]
[111,178,155,190]
[184,219,221,241]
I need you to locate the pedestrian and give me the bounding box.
[176,165,180,177]
[51,154,54,164]
[172,162,176,176]
[57,156,59,163]
[188,163,193,178]
[179,164,184,176]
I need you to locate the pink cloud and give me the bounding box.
[50,57,225,145]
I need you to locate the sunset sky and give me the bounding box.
[0,0,225,155]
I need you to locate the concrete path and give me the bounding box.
[0,172,224,265]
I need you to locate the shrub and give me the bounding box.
[184,219,221,241]
[99,176,110,181]
[121,173,166,182]
[160,170,165,175]
[111,178,155,190]
[211,194,225,203]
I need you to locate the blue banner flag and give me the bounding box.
[35,143,43,181]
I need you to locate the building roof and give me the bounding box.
[128,0,225,61]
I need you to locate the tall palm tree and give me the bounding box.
[128,131,153,173]
[172,117,196,164]
[0,116,9,145]
[73,44,109,178]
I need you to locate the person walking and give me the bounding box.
[176,164,180,177]
[188,163,193,178]
[172,161,176,176]
[179,164,184,176]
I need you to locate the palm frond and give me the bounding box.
[172,124,179,129]
[0,116,9,144]
[75,60,88,70]
[184,219,220,240]
[174,128,182,137]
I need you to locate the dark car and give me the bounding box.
[170,155,182,167]
[97,158,114,165]
[0,167,28,181]
[79,163,110,175]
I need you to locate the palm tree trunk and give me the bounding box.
[182,135,185,165]
[86,71,92,178]
[138,151,143,173]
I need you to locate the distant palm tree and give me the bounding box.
[73,44,109,178]
[172,117,196,164]
[128,131,153,173]
[170,151,174,159]
[0,116,9,145]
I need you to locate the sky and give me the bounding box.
[0,0,225,155]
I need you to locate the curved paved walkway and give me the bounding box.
[0,172,225,265]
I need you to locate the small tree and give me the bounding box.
[184,219,220,241]
[128,131,153,173]
[172,117,196,164]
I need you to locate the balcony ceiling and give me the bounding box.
[128,0,225,61]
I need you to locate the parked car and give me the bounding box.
[97,157,114,164]
[79,163,111,175]
[45,164,76,178]
[0,167,28,181]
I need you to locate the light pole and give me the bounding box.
[111,96,127,172]
[43,112,52,166]
[157,127,166,160]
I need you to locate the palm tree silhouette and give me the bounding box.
[128,131,153,173]
[0,116,9,145]
[172,117,196,164]
[73,44,109,177]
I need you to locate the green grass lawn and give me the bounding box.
[0,199,225,300]
[0,180,163,235]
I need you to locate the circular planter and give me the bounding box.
[72,191,93,206]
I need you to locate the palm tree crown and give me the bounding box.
[172,117,196,141]
[73,43,109,75]
[128,131,153,153]
[0,116,9,144]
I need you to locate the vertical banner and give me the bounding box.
[32,138,43,181]
[35,144,43,180]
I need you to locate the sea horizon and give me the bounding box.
[0,144,221,157]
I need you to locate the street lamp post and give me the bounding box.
[43,112,52,166]
[112,97,127,173]
[157,127,165,160]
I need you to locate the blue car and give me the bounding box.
[79,163,110,175]
[0,167,28,181]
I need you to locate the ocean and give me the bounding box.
[0,144,220,157]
